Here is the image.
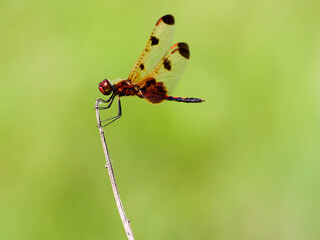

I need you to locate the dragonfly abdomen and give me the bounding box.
[166,96,205,103]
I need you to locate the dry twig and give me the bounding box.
[95,99,135,240]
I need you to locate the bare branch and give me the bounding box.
[95,99,135,240]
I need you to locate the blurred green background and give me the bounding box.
[1,0,320,239]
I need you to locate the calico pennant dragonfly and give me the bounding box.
[97,14,205,126]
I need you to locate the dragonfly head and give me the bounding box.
[99,79,114,95]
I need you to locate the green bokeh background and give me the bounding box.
[1,0,320,239]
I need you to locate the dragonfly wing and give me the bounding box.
[138,42,190,104]
[128,15,175,83]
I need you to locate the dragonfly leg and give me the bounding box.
[96,94,116,110]
[97,94,114,103]
[101,96,122,127]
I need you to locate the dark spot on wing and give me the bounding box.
[144,78,156,86]
[139,63,145,70]
[178,42,189,50]
[139,78,167,104]
[151,36,159,45]
[162,15,175,25]
[171,42,190,59]
[179,47,190,59]
[163,58,172,71]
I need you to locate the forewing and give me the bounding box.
[128,15,175,83]
[138,42,190,95]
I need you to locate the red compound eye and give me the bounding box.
[99,79,113,95]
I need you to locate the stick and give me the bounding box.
[95,99,135,240]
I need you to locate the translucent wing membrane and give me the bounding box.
[128,15,175,83]
[138,42,190,96]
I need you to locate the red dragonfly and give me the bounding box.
[97,14,205,126]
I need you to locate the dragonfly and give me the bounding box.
[97,14,205,126]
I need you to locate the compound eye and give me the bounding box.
[99,79,113,95]
[102,80,109,88]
